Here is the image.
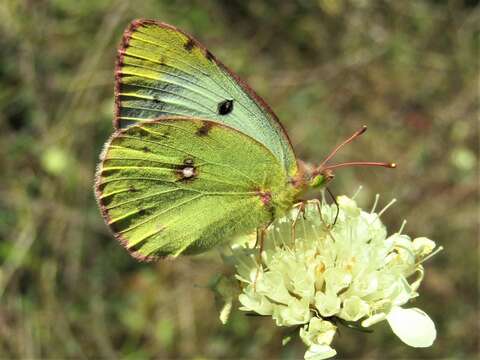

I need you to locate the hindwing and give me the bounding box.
[95,117,289,260]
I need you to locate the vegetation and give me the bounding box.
[0,0,477,358]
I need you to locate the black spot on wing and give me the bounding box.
[218,99,234,115]
[184,39,196,52]
[174,158,198,182]
[196,121,214,136]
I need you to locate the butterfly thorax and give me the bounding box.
[261,162,314,220]
[266,182,302,219]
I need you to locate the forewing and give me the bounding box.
[95,117,286,260]
[115,19,297,176]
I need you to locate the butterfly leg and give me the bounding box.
[313,198,330,230]
[312,188,338,229]
[313,197,339,242]
[313,198,324,221]
[325,187,340,226]
[253,225,268,291]
[291,201,307,244]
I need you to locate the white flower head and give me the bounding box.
[226,194,441,359]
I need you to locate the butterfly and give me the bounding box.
[94,19,395,261]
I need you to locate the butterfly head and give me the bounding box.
[293,161,334,191]
[309,169,334,189]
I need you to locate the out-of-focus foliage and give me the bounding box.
[0,0,477,358]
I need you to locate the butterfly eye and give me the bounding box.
[218,99,234,115]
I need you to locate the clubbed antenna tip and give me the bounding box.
[314,125,397,175]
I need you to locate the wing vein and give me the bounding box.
[105,188,198,210]
[119,89,215,114]
[124,41,261,122]
[129,35,211,76]
[119,194,204,235]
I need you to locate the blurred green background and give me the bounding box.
[0,0,478,358]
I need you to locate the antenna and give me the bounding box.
[314,125,396,175]
[317,125,367,170]
[321,161,396,171]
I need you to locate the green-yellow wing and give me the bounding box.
[95,117,297,260]
[115,19,297,177]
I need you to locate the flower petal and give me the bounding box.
[219,299,232,324]
[238,286,273,315]
[272,298,311,326]
[300,317,337,347]
[304,344,337,360]
[256,271,294,304]
[315,291,341,317]
[337,195,360,217]
[387,307,436,347]
[361,312,387,327]
[413,237,436,257]
[340,295,370,321]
